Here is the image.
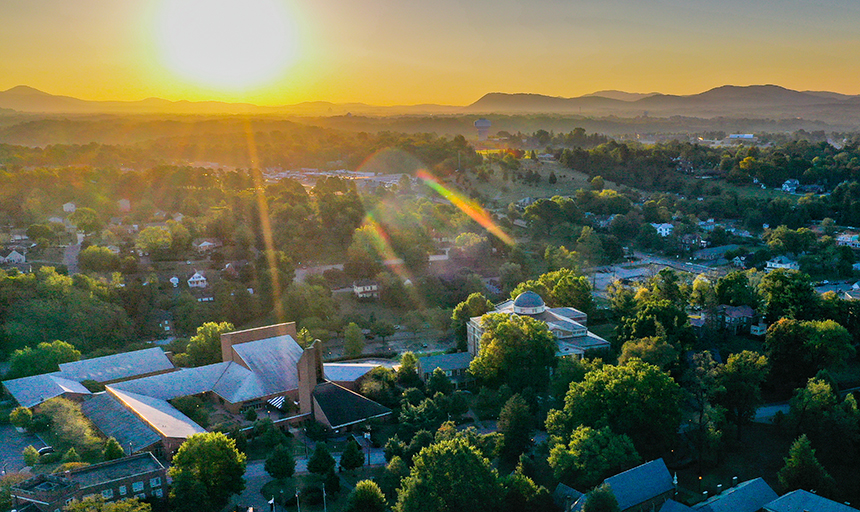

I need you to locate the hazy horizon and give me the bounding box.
[3,0,860,107]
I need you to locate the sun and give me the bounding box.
[155,0,298,91]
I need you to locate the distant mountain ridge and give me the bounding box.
[3,84,860,125]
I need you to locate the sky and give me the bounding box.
[2,0,860,106]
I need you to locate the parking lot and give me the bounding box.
[0,424,47,473]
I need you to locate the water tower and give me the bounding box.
[474,118,491,141]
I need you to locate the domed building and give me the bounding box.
[467,291,610,358]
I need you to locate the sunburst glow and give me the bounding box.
[155,0,298,90]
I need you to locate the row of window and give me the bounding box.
[84,477,162,503]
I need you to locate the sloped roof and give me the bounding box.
[513,291,545,308]
[57,347,174,383]
[107,387,206,440]
[661,500,694,512]
[693,478,778,512]
[417,352,472,374]
[109,363,231,400]
[211,363,265,403]
[313,381,391,429]
[3,374,91,408]
[80,392,161,453]
[324,363,379,382]
[764,489,858,512]
[553,483,584,510]
[605,458,674,511]
[232,335,304,394]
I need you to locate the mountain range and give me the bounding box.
[3,84,860,126]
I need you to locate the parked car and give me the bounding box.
[37,446,54,456]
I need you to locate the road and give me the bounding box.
[0,425,47,474]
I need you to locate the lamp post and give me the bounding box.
[295,489,300,512]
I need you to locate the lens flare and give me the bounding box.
[416,170,513,246]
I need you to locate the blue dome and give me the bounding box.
[513,291,545,308]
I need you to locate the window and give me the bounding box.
[102,489,114,499]
[119,486,127,496]
[150,477,161,488]
[136,493,146,500]
[154,489,163,498]
[132,481,144,492]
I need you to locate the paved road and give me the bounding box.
[0,425,47,473]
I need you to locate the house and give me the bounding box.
[721,305,756,333]
[750,322,768,336]
[732,256,747,268]
[63,202,76,213]
[0,249,26,264]
[117,199,131,212]
[10,453,167,511]
[836,233,860,248]
[651,223,674,237]
[694,245,740,261]
[154,310,173,334]
[193,239,222,253]
[604,458,675,512]
[763,489,858,512]
[692,477,778,512]
[467,291,610,359]
[353,280,379,299]
[187,271,208,288]
[418,352,474,388]
[782,179,800,193]
[766,256,799,272]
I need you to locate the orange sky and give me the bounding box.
[2,0,860,106]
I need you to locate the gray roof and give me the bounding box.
[513,291,545,308]
[418,352,473,374]
[661,500,694,512]
[605,458,674,511]
[231,335,304,394]
[324,363,379,382]
[107,387,206,439]
[764,489,858,512]
[57,347,174,383]
[110,363,231,400]
[3,374,91,408]
[553,483,584,510]
[80,392,162,453]
[313,381,391,429]
[70,453,165,489]
[693,478,778,512]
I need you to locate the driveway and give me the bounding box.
[0,425,46,473]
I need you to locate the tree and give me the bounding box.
[548,426,641,489]
[395,438,504,512]
[9,407,32,430]
[590,175,605,191]
[764,319,853,393]
[380,456,410,500]
[777,435,836,497]
[582,484,619,512]
[62,447,81,462]
[497,394,533,461]
[78,246,120,273]
[371,320,396,346]
[451,293,493,352]
[308,443,336,476]
[786,378,860,463]
[65,496,151,512]
[618,336,678,370]
[500,470,553,512]
[758,269,816,322]
[340,439,365,472]
[468,313,558,391]
[551,359,681,457]
[551,274,594,316]
[69,207,102,234]
[168,432,246,512]
[22,445,39,467]
[40,398,101,453]
[265,443,296,479]
[6,340,81,380]
[426,368,453,396]
[397,352,422,388]
[715,271,758,308]
[346,480,387,512]
[344,322,365,358]
[185,321,234,367]
[103,437,125,461]
[135,226,172,257]
[713,351,768,440]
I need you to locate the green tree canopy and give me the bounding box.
[713,350,768,440]
[618,336,678,370]
[582,484,620,512]
[168,432,246,512]
[344,322,365,359]
[307,443,336,476]
[451,292,493,351]
[765,319,854,393]
[6,340,81,380]
[69,207,102,234]
[758,269,816,322]
[185,321,234,367]
[65,496,151,512]
[340,439,365,472]
[551,359,681,457]
[548,426,641,489]
[265,443,296,480]
[346,480,387,512]
[777,434,836,497]
[395,437,504,512]
[497,394,533,461]
[103,437,125,461]
[468,313,558,391]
